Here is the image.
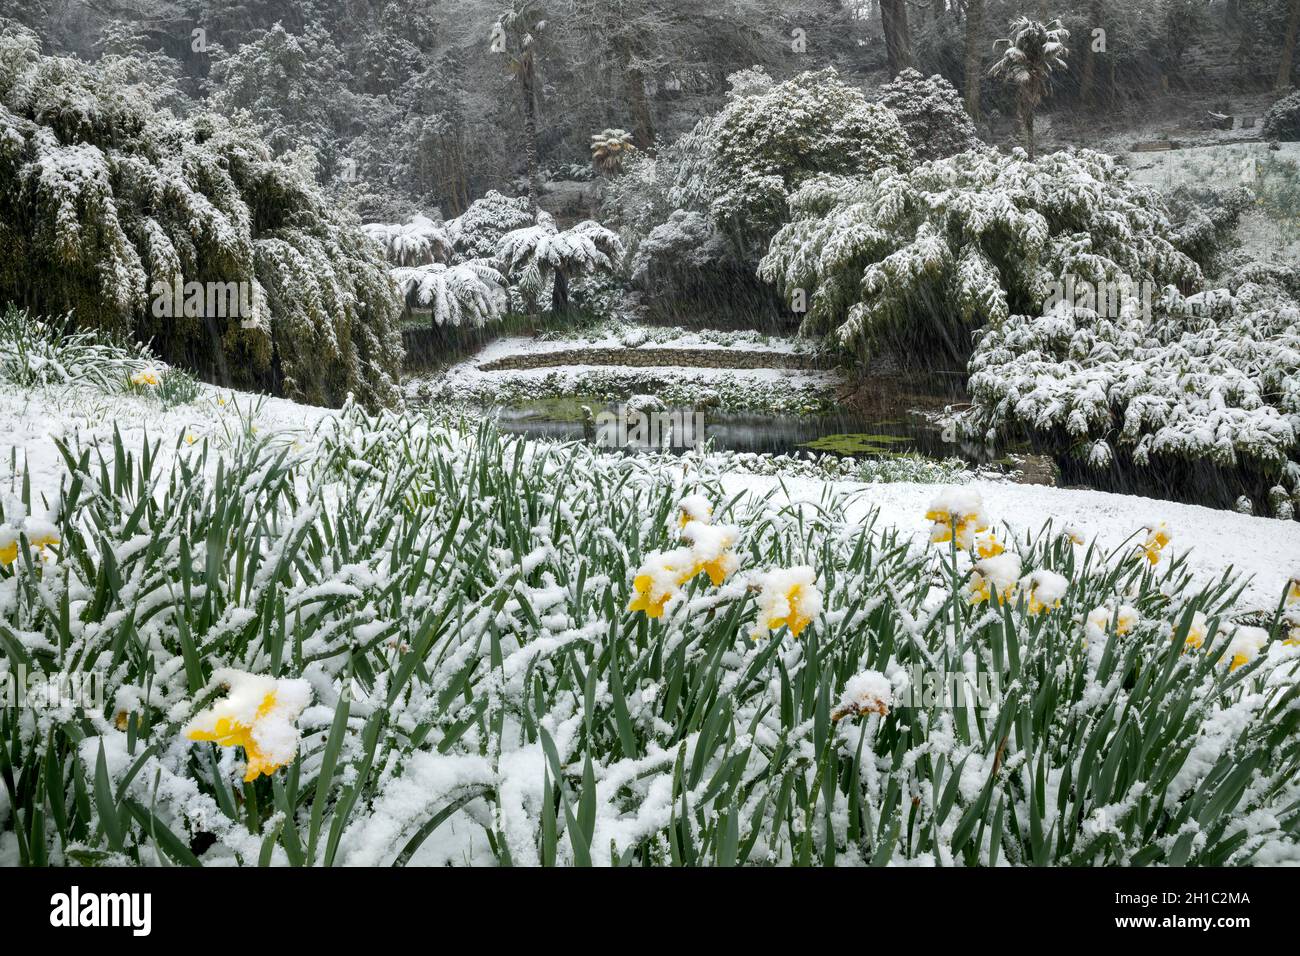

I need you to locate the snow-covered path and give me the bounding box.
[719,475,1299,612]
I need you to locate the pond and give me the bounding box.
[494,398,1004,464]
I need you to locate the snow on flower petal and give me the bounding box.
[627,546,694,619]
[1085,604,1139,643]
[184,670,312,782]
[925,488,990,551]
[835,670,893,720]
[681,519,739,586]
[1225,626,1268,672]
[1183,610,1209,650]
[751,566,822,640]
[1138,521,1172,565]
[677,494,713,529]
[1021,569,1068,615]
[967,552,1020,606]
[0,525,17,566]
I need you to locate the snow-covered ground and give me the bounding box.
[720,475,1298,613]
[0,383,332,504]
[469,326,818,361]
[5,380,1294,615]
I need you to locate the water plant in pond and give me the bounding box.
[798,432,914,456]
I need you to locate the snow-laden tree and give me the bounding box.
[445,189,534,263]
[989,18,1069,160]
[669,67,913,254]
[967,276,1300,513]
[391,260,507,327]
[496,213,623,314]
[875,69,982,163]
[361,215,453,266]
[759,148,1200,364]
[0,26,404,408]
[1264,89,1300,141]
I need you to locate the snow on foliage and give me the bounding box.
[1263,90,1300,142]
[759,147,1201,361]
[445,189,534,263]
[669,67,913,243]
[391,260,507,327]
[967,277,1300,497]
[0,27,403,409]
[361,215,452,266]
[875,69,982,162]
[496,213,624,313]
[3,388,1300,866]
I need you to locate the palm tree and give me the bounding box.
[989,17,1069,160]
[492,1,546,213]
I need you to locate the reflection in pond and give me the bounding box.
[495,402,1002,464]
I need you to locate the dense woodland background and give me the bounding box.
[5,0,1297,219]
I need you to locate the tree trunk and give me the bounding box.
[1280,0,1300,90]
[1080,0,1101,108]
[963,0,984,120]
[1024,106,1036,160]
[625,67,655,149]
[551,268,569,315]
[519,49,541,214]
[880,0,913,77]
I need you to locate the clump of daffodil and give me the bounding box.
[628,510,741,619]
[1224,626,1267,672]
[681,519,739,586]
[1137,521,1172,565]
[627,547,694,619]
[967,553,1021,606]
[1183,610,1210,651]
[832,670,893,721]
[1020,569,1068,615]
[184,670,312,782]
[676,493,713,529]
[1085,604,1140,643]
[925,488,989,551]
[130,368,160,387]
[750,566,822,640]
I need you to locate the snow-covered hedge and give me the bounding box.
[0,27,404,409]
[967,278,1300,512]
[760,148,1201,362]
[1264,90,1300,142]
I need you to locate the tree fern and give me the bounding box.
[496,213,624,314]
[391,260,506,328]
